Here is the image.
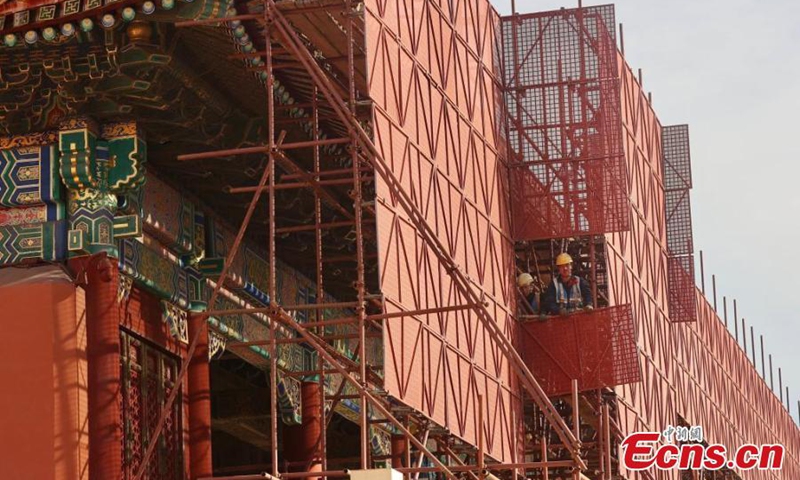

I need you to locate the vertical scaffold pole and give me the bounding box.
[603,404,612,479]
[742,318,747,356]
[312,84,329,474]
[712,275,717,312]
[769,354,774,391]
[699,250,705,294]
[478,395,485,480]
[571,380,580,480]
[722,296,728,327]
[344,0,369,468]
[265,8,279,476]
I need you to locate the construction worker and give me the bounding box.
[517,273,540,315]
[542,253,593,315]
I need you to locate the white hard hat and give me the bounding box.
[517,273,534,287]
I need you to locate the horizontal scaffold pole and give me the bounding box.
[366,303,485,321]
[175,13,262,27]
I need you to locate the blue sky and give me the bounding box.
[492,0,800,424]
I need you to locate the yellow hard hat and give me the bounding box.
[517,273,534,287]
[555,253,573,266]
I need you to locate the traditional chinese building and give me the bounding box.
[0,1,797,480]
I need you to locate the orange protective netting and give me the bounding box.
[519,305,640,396]
[503,6,629,240]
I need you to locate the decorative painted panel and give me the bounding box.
[0,203,61,225]
[0,144,61,207]
[66,142,117,255]
[104,121,147,195]
[0,142,65,265]
[57,119,146,258]
[59,121,98,192]
[119,237,189,307]
[0,220,65,263]
[140,175,197,255]
[201,216,269,304]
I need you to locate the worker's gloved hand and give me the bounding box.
[584,305,594,311]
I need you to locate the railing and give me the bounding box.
[518,305,640,396]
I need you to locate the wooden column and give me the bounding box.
[80,255,123,480]
[284,381,323,480]
[391,434,410,468]
[188,313,212,478]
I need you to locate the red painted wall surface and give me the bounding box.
[0,267,88,480]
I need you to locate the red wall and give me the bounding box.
[0,268,88,480]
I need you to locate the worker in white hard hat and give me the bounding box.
[516,272,540,315]
[542,253,593,315]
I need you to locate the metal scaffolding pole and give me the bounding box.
[312,82,329,475]
[132,118,277,480]
[342,0,370,468]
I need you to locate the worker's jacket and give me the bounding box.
[542,275,592,314]
[518,291,539,315]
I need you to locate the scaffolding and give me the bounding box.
[131,1,589,479]
[4,0,798,478]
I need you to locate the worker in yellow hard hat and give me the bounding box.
[516,272,540,315]
[542,253,593,315]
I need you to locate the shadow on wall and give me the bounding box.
[0,266,88,480]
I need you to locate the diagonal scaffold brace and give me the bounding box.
[265,0,586,469]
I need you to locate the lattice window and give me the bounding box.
[121,330,183,480]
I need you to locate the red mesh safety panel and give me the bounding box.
[518,305,640,396]
[503,6,629,240]
[662,125,693,189]
[662,125,697,322]
[669,292,800,479]
[662,125,693,255]
[368,0,519,462]
[667,256,697,324]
